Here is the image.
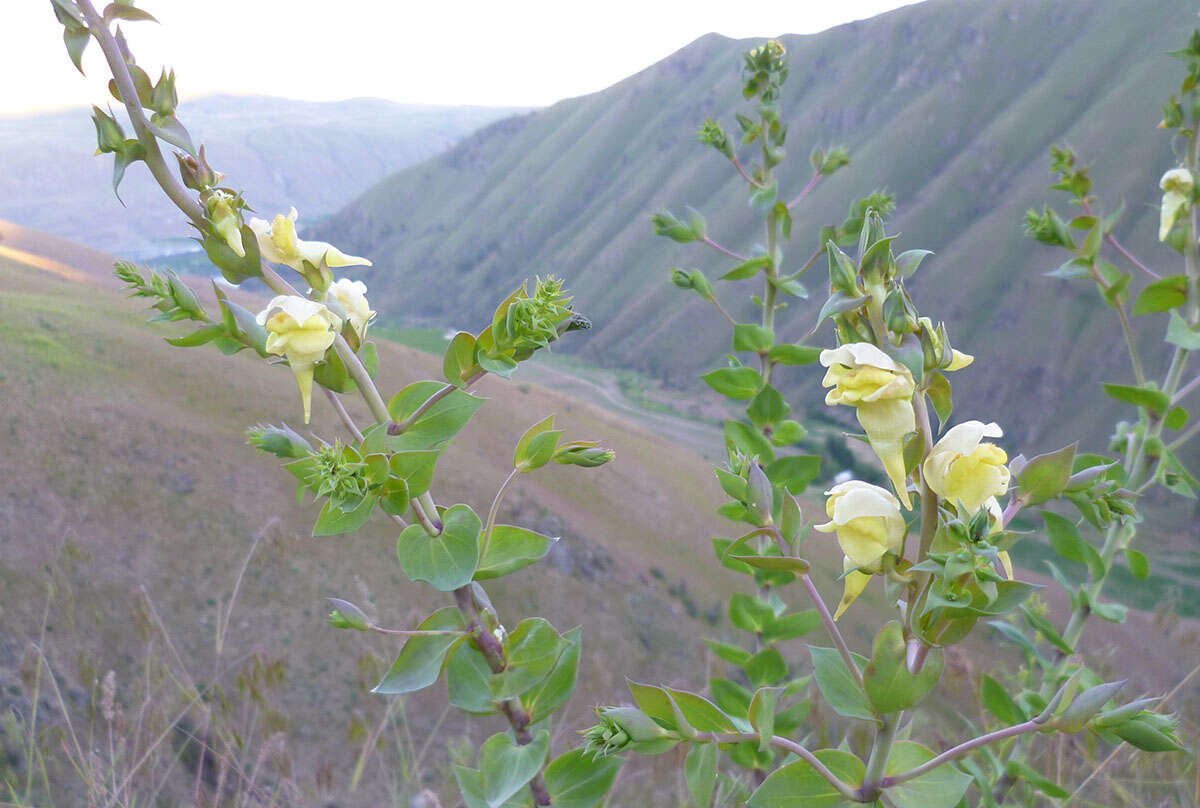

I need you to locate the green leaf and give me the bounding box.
[446,644,497,715]
[545,750,622,808]
[723,256,772,281]
[1020,605,1074,654]
[925,373,953,432]
[981,675,1027,726]
[748,385,790,428]
[1166,310,1200,350]
[749,749,864,807]
[388,450,439,498]
[725,419,775,461]
[444,331,479,387]
[1016,444,1077,506]
[863,622,943,713]
[729,593,777,633]
[479,729,550,808]
[734,323,775,351]
[817,292,870,325]
[771,419,807,446]
[705,639,752,666]
[1102,383,1171,416]
[1005,760,1069,799]
[1091,599,1128,623]
[514,415,562,471]
[491,618,567,700]
[395,503,481,591]
[1132,274,1188,315]
[475,525,557,580]
[1125,547,1150,580]
[1041,511,1103,578]
[896,249,934,278]
[748,686,784,752]
[769,343,822,365]
[628,682,743,733]
[884,741,972,808]
[1165,406,1189,430]
[809,647,877,723]
[372,608,465,694]
[521,626,581,723]
[745,648,788,687]
[702,366,763,400]
[762,610,820,643]
[384,381,486,451]
[765,455,821,494]
[685,744,718,807]
[313,494,377,537]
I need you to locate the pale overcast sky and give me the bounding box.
[7,1,921,114]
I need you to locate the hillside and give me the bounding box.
[0,95,520,257]
[318,0,1193,464]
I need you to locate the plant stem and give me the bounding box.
[482,468,520,556]
[731,153,762,188]
[706,733,859,801]
[453,587,552,805]
[800,574,863,689]
[787,173,821,209]
[861,713,902,800]
[409,497,441,536]
[883,719,1042,788]
[367,626,466,638]
[702,235,748,263]
[388,371,486,435]
[324,388,364,442]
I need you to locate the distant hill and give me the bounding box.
[0,95,521,257]
[317,0,1194,463]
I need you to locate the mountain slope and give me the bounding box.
[0,95,519,257]
[319,0,1191,461]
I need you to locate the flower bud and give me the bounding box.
[552,441,615,468]
[205,190,245,258]
[1159,168,1194,241]
[923,421,1010,513]
[91,106,126,154]
[581,707,679,759]
[176,144,222,191]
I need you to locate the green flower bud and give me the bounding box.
[176,144,222,191]
[698,118,733,160]
[1023,206,1075,249]
[553,441,615,468]
[91,106,126,154]
[326,598,370,631]
[205,190,246,258]
[247,423,314,459]
[581,707,679,759]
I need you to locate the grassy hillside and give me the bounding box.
[318,0,1194,466]
[1,226,1196,804]
[0,95,520,257]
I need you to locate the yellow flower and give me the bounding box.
[922,421,1011,513]
[326,278,374,341]
[836,557,872,620]
[256,295,341,423]
[249,208,372,273]
[820,343,916,508]
[1159,168,1193,241]
[813,480,905,569]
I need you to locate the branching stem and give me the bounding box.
[800,573,863,689]
[706,733,859,801]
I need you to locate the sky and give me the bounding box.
[7,1,920,115]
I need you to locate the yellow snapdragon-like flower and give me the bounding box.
[326,278,375,341]
[923,420,1011,513]
[256,295,342,423]
[814,480,905,620]
[821,343,916,507]
[1159,168,1193,241]
[249,208,372,273]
